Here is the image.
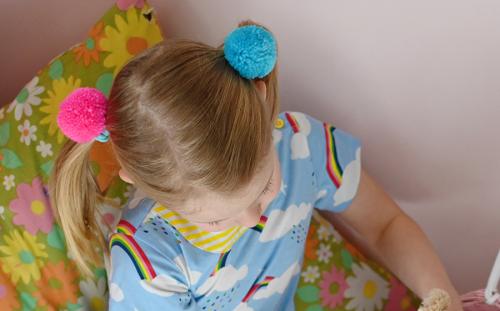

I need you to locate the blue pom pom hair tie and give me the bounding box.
[223,25,277,79]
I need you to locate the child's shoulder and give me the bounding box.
[275,110,361,149]
[108,197,193,305]
[117,189,156,229]
[274,110,348,145]
[110,194,185,275]
[113,191,181,252]
[275,110,318,133]
[274,110,336,159]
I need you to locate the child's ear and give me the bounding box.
[254,80,267,101]
[118,169,134,184]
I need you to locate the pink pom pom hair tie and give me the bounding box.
[57,87,110,143]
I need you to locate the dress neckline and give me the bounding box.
[152,203,251,253]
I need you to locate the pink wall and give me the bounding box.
[1,0,499,293]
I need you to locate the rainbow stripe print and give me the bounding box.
[210,251,231,277]
[242,276,275,302]
[251,215,268,233]
[116,220,137,236]
[285,112,300,133]
[323,122,343,188]
[109,233,157,281]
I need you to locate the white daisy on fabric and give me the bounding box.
[77,277,108,311]
[317,243,333,263]
[7,76,45,121]
[312,210,345,244]
[36,140,53,158]
[3,175,15,191]
[344,262,390,311]
[301,265,320,283]
[18,120,37,145]
[317,224,343,243]
[317,225,332,241]
[0,205,5,219]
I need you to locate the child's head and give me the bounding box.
[108,23,282,231]
[49,20,280,274]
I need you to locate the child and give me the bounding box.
[49,20,462,310]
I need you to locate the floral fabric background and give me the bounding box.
[295,210,420,310]
[0,1,420,310]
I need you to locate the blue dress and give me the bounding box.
[107,111,362,310]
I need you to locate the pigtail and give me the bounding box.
[48,139,105,277]
[221,19,281,121]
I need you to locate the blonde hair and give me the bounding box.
[49,20,280,276]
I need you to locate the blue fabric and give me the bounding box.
[107,111,362,310]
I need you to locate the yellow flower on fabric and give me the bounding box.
[0,229,48,285]
[100,7,163,75]
[77,277,108,311]
[40,76,81,143]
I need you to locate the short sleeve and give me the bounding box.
[303,112,362,213]
[107,232,199,310]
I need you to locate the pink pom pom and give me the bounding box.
[57,87,108,143]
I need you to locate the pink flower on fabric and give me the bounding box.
[9,177,54,234]
[116,0,144,10]
[319,265,348,308]
[384,277,417,311]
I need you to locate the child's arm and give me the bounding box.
[293,111,461,309]
[319,168,463,310]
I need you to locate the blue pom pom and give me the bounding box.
[224,25,277,79]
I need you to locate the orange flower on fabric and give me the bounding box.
[33,261,80,310]
[304,223,319,260]
[0,269,20,310]
[73,22,105,66]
